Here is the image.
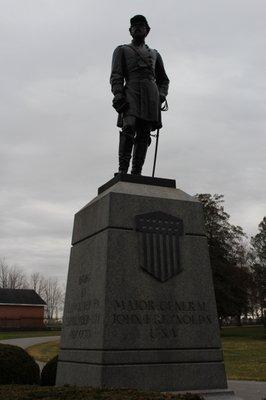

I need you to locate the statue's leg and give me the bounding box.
[131,120,151,176]
[118,116,136,173]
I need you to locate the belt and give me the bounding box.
[126,77,156,83]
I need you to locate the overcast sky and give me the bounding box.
[1,0,265,281]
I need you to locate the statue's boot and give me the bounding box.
[118,131,134,173]
[131,140,148,175]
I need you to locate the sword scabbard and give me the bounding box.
[152,128,160,178]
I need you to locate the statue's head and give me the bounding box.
[129,15,150,40]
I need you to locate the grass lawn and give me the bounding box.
[0,385,202,400]
[221,325,266,381]
[26,340,60,362]
[0,330,61,340]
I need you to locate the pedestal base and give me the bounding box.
[57,360,227,391]
[172,389,242,400]
[56,175,228,392]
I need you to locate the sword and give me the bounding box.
[152,128,160,178]
[151,99,168,178]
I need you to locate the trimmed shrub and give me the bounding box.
[41,355,58,386]
[0,344,40,384]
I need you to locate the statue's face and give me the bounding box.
[129,23,148,40]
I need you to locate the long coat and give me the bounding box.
[110,43,169,131]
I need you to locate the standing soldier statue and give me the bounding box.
[110,15,169,176]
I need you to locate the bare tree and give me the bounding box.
[0,258,27,289]
[28,273,65,319]
[29,272,46,297]
[8,266,28,289]
[42,277,64,320]
[0,258,9,288]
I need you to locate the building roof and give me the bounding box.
[0,288,46,305]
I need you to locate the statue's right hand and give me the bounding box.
[113,94,129,113]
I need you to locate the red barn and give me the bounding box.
[0,288,46,330]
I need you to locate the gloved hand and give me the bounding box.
[159,94,166,104]
[113,93,129,113]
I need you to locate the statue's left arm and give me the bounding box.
[110,46,128,113]
[155,52,170,102]
[110,46,125,97]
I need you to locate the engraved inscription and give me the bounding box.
[111,298,213,339]
[69,329,92,340]
[63,272,102,341]
[65,298,101,327]
[114,299,206,312]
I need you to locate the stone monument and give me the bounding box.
[56,14,241,399]
[56,174,238,398]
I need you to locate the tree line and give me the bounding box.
[0,259,64,321]
[197,194,265,325]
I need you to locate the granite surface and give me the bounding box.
[98,173,176,194]
[57,361,227,391]
[56,180,227,391]
[72,183,205,245]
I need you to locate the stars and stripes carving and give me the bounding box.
[135,211,184,282]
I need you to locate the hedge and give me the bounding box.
[41,355,58,386]
[0,344,39,385]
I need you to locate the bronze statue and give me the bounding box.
[110,15,169,175]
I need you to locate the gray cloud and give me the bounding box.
[1,0,265,279]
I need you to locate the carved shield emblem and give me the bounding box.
[135,211,184,282]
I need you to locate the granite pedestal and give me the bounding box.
[56,174,228,392]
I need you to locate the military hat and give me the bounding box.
[130,15,150,31]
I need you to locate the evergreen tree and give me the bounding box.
[196,194,251,323]
[250,217,266,323]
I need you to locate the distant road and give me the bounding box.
[0,335,60,349]
[228,380,266,400]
